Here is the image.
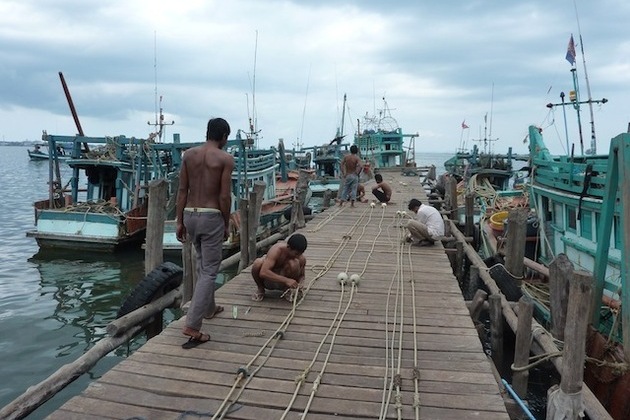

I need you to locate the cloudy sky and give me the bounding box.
[1,0,628,154]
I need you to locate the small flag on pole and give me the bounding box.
[566,34,576,65]
[461,120,469,129]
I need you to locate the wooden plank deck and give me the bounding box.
[48,170,509,419]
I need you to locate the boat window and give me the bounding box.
[554,203,563,226]
[566,206,577,232]
[580,210,592,240]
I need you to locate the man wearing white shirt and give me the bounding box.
[405,198,444,246]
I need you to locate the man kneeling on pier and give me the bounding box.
[251,233,307,302]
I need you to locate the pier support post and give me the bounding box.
[455,241,465,284]
[445,175,458,222]
[547,270,593,420]
[549,254,574,341]
[322,189,333,209]
[489,294,504,368]
[144,179,168,338]
[468,265,480,299]
[238,198,249,273]
[512,295,534,398]
[465,192,475,237]
[505,208,528,286]
[248,182,266,264]
[468,288,488,322]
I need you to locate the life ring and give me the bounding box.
[116,261,183,318]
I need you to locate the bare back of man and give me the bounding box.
[251,241,306,301]
[176,142,234,241]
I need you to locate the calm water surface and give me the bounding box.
[0,146,451,418]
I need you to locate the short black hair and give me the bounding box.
[350,144,358,154]
[374,173,383,183]
[206,118,231,141]
[287,233,307,253]
[408,198,422,210]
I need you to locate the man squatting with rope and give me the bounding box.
[250,233,307,302]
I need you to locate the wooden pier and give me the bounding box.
[48,171,509,419]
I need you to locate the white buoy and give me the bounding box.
[370,202,376,208]
[350,273,361,285]
[337,272,348,285]
[381,202,387,208]
[396,210,401,216]
[401,210,407,217]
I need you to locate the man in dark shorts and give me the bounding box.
[371,173,392,203]
[251,233,307,302]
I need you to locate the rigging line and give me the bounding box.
[298,64,311,148]
[393,214,407,420]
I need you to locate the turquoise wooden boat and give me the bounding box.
[354,97,418,170]
[27,133,200,252]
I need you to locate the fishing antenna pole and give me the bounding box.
[574,0,597,154]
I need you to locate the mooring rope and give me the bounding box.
[281,205,380,418]
[212,205,370,419]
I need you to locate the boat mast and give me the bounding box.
[574,1,598,154]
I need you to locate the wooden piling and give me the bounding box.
[468,265,480,298]
[455,240,465,284]
[549,254,574,341]
[469,288,488,322]
[247,182,266,263]
[144,179,168,338]
[465,192,475,237]
[489,293,504,368]
[322,189,333,208]
[547,270,594,420]
[504,208,528,285]
[513,295,534,398]
[144,179,167,274]
[445,175,458,221]
[238,198,249,273]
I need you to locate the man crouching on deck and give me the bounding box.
[251,233,307,302]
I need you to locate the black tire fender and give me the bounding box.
[117,261,183,318]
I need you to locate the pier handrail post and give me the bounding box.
[512,295,534,398]
[238,198,250,273]
[144,178,168,338]
[547,270,593,420]
[549,254,574,341]
[489,294,504,369]
[464,192,475,237]
[505,208,528,286]
[445,174,458,222]
[322,189,332,209]
[248,181,266,264]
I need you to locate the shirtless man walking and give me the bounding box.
[251,233,307,302]
[176,117,234,349]
[338,145,362,207]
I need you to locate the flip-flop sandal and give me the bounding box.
[182,331,210,349]
[251,292,265,302]
[204,305,224,319]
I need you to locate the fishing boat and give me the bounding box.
[354,97,418,171]
[27,143,72,161]
[162,133,309,255]
[27,132,197,252]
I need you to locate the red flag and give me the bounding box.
[461,120,469,129]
